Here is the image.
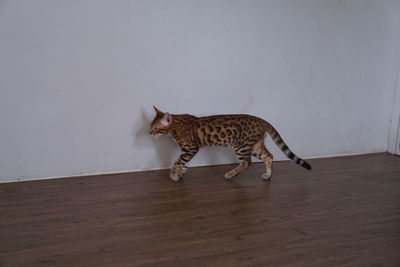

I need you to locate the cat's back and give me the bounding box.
[198,114,266,126]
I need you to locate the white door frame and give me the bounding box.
[388,68,400,155]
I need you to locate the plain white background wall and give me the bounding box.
[1,0,400,182]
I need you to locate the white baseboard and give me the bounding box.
[0,150,389,184]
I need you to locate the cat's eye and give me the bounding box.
[154,126,160,130]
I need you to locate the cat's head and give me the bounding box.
[150,106,172,136]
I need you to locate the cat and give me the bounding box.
[150,106,311,181]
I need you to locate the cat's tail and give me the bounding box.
[266,125,312,170]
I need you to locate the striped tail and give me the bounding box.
[267,126,312,170]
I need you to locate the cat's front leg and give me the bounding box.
[170,146,198,181]
[170,165,188,181]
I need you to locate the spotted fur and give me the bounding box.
[150,106,311,181]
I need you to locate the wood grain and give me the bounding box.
[0,153,399,266]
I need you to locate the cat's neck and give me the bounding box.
[169,114,196,137]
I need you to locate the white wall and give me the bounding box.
[388,65,400,155]
[1,0,399,182]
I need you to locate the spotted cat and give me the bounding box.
[150,106,311,181]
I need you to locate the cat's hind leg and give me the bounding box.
[224,144,252,179]
[252,139,273,180]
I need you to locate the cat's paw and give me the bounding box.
[262,172,272,181]
[224,171,237,180]
[170,172,181,182]
[170,166,187,182]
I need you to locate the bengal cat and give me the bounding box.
[150,106,311,182]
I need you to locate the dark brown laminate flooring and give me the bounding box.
[0,153,399,267]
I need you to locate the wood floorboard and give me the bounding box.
[0,153,399,266]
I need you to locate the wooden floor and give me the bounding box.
[0,153,399,267]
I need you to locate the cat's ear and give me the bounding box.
[153,106,163,115]
[160,112,172,126]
